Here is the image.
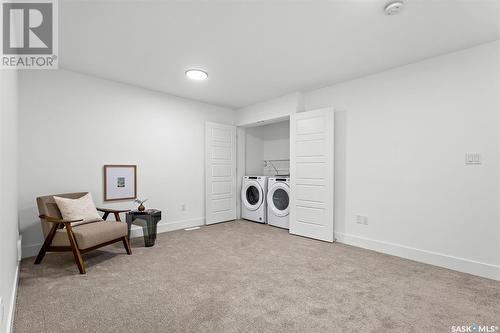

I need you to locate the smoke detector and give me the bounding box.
[384,1,404,15]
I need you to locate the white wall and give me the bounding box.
[0,69,19,333]
[245,126,264,175]
[18,69,235,257]
[245,121,290,176]
[304,41,500,280]
[262,121,290,162]
[236,92,301,126]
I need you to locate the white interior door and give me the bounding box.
[205,122,237,225]
[289,108,334,242]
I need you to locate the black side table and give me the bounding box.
[125,209,162,247]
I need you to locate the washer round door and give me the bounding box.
[242,180,264,211]
[267,182,290,217]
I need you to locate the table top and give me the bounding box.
[127,209,161,216]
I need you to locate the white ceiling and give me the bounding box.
[60,0,500,108]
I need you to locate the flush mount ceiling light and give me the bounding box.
[185,69,208,81]
[384,1,404,15]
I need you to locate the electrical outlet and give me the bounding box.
[17,236,22,261]
[181,204,186,211]
[355,215,368,225]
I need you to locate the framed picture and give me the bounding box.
[104,165,137,201]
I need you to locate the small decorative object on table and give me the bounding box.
[134,198,148,212]
[125,209,161,247]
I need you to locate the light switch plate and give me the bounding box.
[465,152,481,165]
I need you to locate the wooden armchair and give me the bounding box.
[35,192,132,274]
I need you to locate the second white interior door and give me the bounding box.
[289,108,335,242]
[205,122,237,225]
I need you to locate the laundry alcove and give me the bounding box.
[244,120,290,177]
[205,108,335,242]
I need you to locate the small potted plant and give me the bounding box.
[134,198,148,212]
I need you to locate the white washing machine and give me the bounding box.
[241,176,267,223]
[267,177,290,229]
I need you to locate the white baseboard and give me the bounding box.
[335,232,500,281]
[6,262,19,333]
[22,217,206,258]
[129,217,205,238]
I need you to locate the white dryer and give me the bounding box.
[241,176,267,223]
[267,177,290,229]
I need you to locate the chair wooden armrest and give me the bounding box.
[96,208,130,213]
[96,208,130,222]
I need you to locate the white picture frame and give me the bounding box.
[104,165,137,201]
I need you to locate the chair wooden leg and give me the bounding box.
[65,223,86,274]
[34,223,58,264]
[122,236,132,255]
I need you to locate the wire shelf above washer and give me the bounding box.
[264,159,290,176]
[264,159,290,163]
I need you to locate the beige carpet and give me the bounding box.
[14,220,500,333]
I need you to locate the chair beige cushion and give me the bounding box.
[37,192,89,237]
[54,193,101,226]
[51,221,128,249]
